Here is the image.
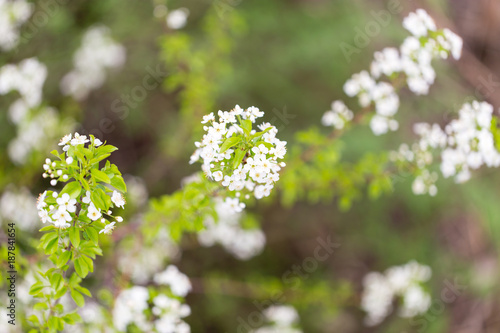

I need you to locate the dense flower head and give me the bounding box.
[361,261,432,326]
[36,133,127,233]
[191,105,287,203]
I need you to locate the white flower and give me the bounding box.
[60,25,126,101]
[59,134,72,146]
[201,112,215,124]
[112,286,150,332]
[36,191,47,210]
[166,8,189,30]
[99,222,116,234]
[52,208,72,228]
[153,265,192,297]
[402,9,436,37]
[94,138,103,146]
[253,305,302,332]
[212,171,223,181]
[56,193,77,213]
[198,198,266,260]
[38,209,52,224]
[321,100,353,129]
[87,203,102,221]
[70,132,89,146]
[361,261,432,326]
[111,190,126,208]
[82,191,91,204]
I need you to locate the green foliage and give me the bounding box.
[144,175,218,242]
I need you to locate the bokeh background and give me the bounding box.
[1,0,500,332]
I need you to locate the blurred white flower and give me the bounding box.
[61,25,126,100]
[166,8,189,30]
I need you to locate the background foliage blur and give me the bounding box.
[1,0,500,332]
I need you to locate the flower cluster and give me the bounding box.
[326,9,463,136]
[36,133,126,233]
[113,266,192,333]
[112,286,151,331]
[191,105,287,203]
[361,261,432,326]
[441,101,500,181]
[321,100,354,129]
[251,305,303,333]
[392,101,500,195]
[153,265,192,297]
[198,198,266,260]
[0,0,32,51]
[0,57,46,107]
[61,25,126,100]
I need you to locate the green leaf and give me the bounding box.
[41,232,58,249]
[91,168,111,183]
[240,119,252,134]
[54,285,68,300]
[62,312,82,325]
[91,145,118,164]
[220,136,241,153]
[85,227,99,245]
[78,175,90,192]
[80,241,103,258]
[39,225,56,232]
[49,273,64,291]
[74,285,92,297]
[45,236,59,254]
[29,282,45,296]
[70,289,85,307]
[74,257,89,278]
[57,250,72,268]
[91,189,107,211]
[81,255,93,273]
[48,315,64,331]
[27,315,40,325]
[233,148,247,169]
[60,181,82,200]
[68,228,80,248]
[110,175,127,193]
[33,302,49,311]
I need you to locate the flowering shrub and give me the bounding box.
[30,133,126,331]
[1,4,499,332]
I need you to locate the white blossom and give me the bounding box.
[153,265,192,297]
[361,261,432,326]
[87,203,102,221]
[99,222,116,235]
[111,190,126,208]
[60,25,126,100]
[198,198,266,260]
[166,8,189,30]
